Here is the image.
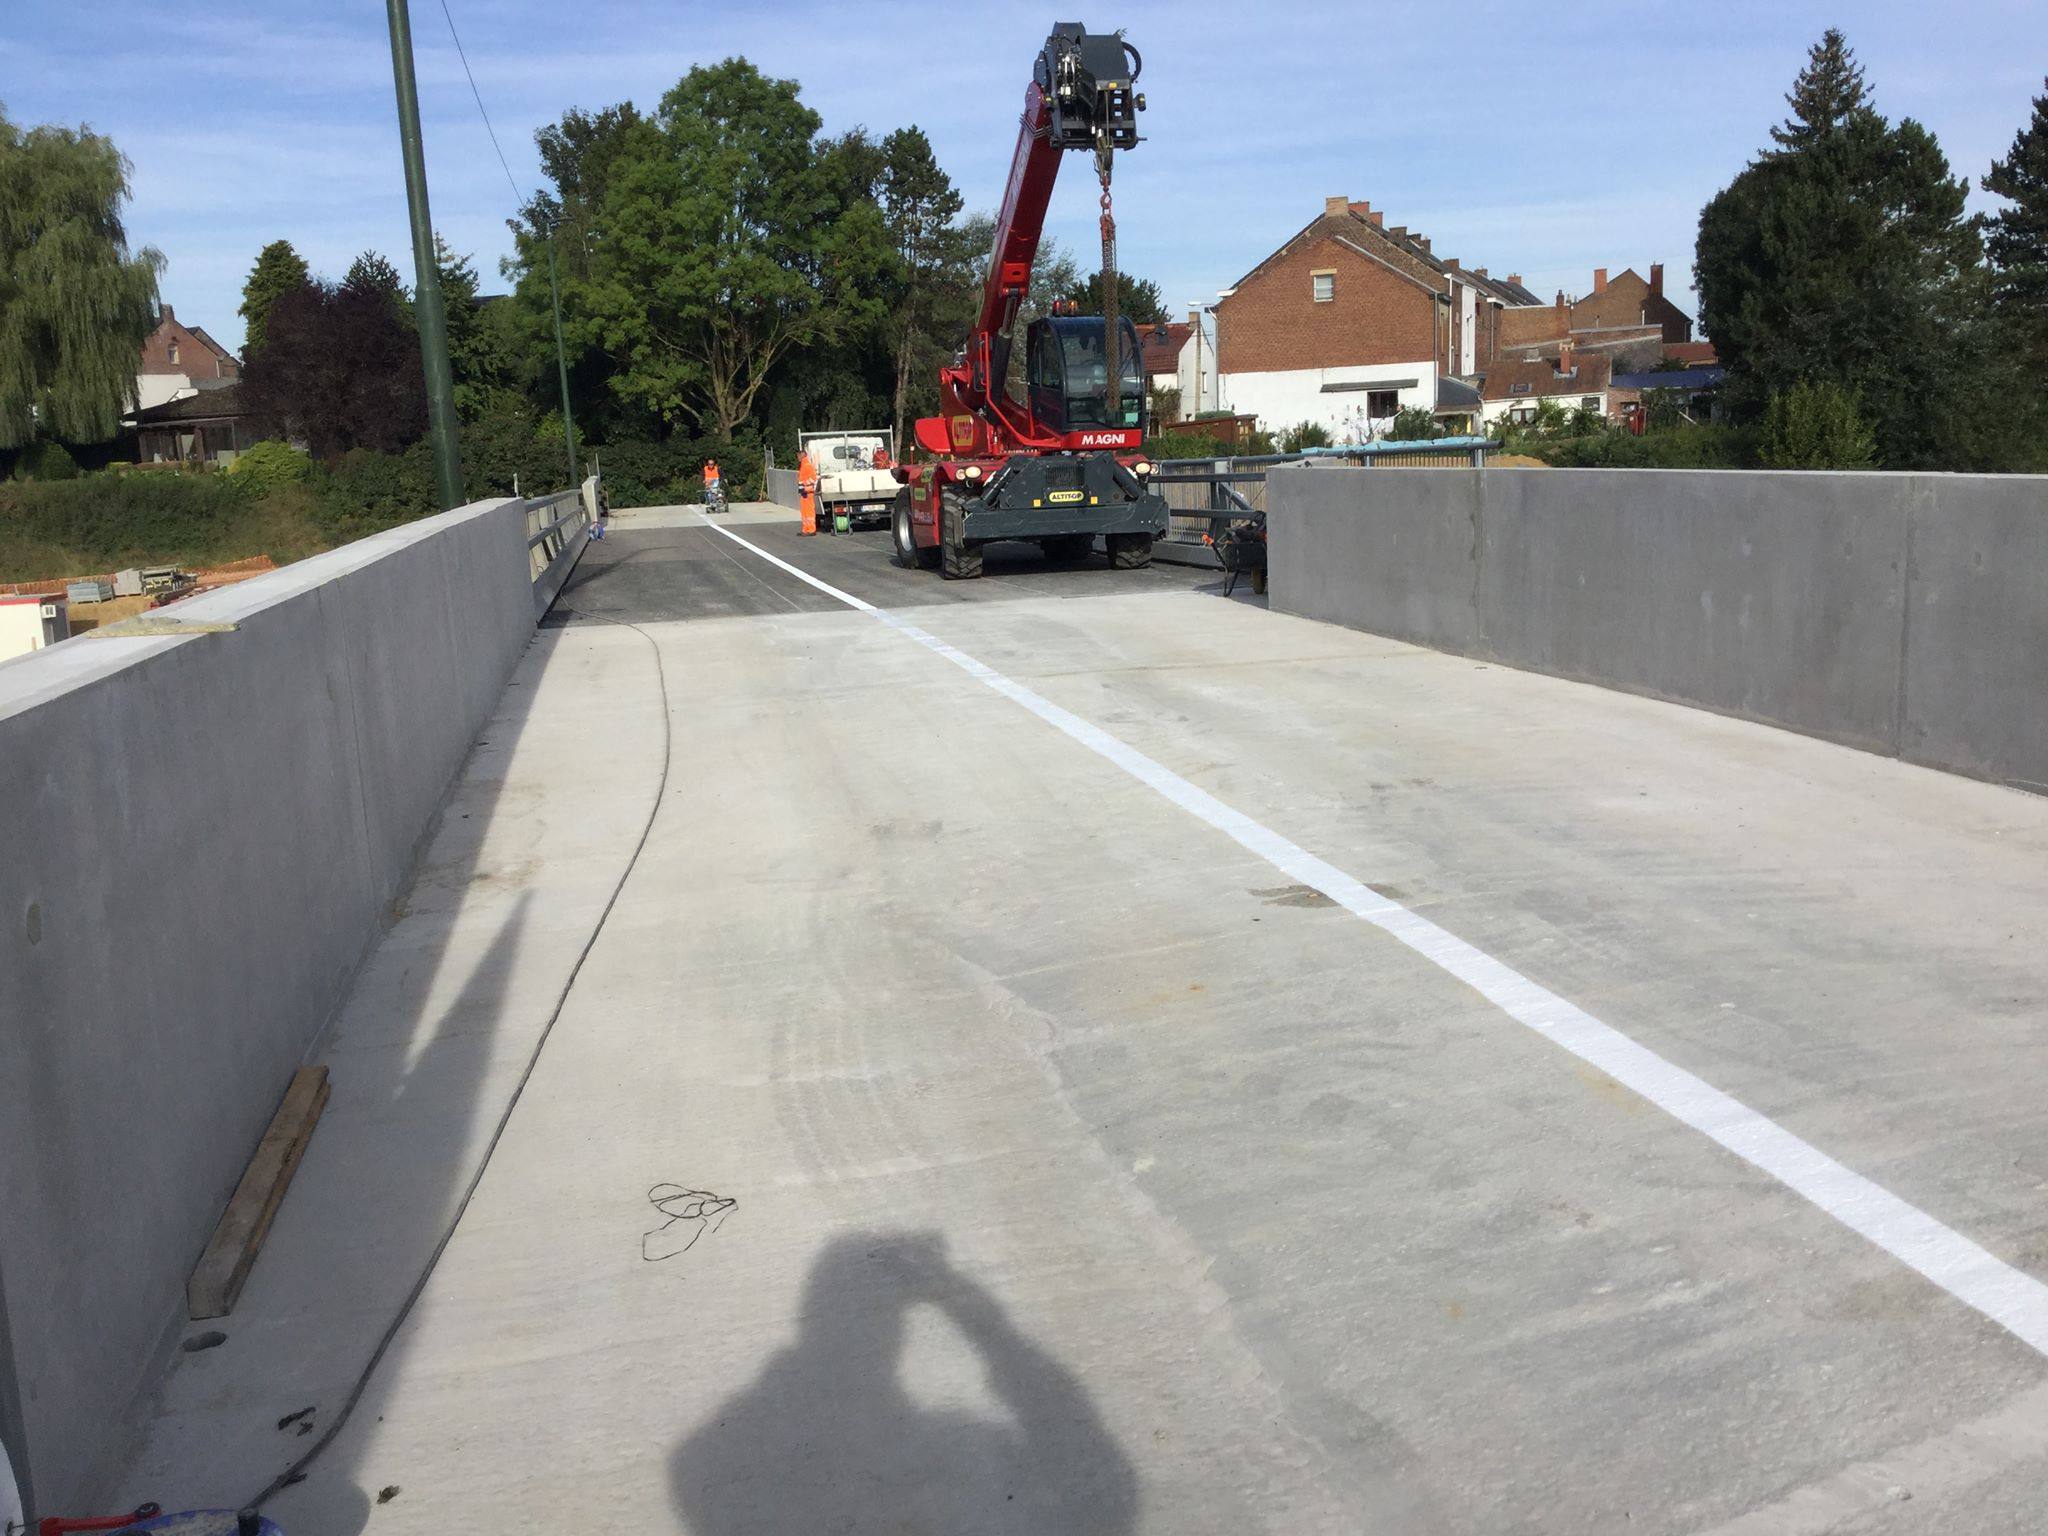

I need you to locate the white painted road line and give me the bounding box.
[696,514,2048,1360]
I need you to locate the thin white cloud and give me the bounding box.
[5,0,2037,352]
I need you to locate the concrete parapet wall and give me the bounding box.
[0,498,535,1513]
[765,466,801,510]
[1269,465,2048,791]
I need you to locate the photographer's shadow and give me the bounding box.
[672,1232,1138,1535]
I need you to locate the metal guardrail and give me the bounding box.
[1151,462,1290,566]
[528,480,598,619]
[1150,440,1501,567]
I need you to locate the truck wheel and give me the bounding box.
[940,487,982,581]
[1108,531,1154,569]
[891,492,916,568]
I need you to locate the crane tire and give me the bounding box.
[940,488,983,580]
[891,491,917,568]
[1108,531,1154,569]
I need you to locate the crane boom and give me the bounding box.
[922,22,1144,459]
[893,20,1167,583]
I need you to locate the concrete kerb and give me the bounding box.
[0,495,538,1515]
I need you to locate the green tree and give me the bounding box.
[770,126,905,441]
[1983,77,2048,372]
[961,215,1081,398]
[240,276,426,459]
[1387,405,1438,441]
[517,104,646,283]
[434,235,518,420]
[1060,270,1168,325]
[506,104,656,440]
[1770,29,1868,151]
[344,250,408,309]
[1278,420,1331,451]
[239,239,309,357]
[1757,379,1877,468]
[1695,30,1996,468]
[877,126,970,447]
[0,107,162,447]
[576,59,892,438]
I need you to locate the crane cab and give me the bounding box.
[1026,315,1147,439]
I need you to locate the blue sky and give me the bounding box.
[4,0,2044,353]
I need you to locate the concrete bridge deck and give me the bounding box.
[106,505,2048,1533]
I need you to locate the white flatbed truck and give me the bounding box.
[800,429,897,529]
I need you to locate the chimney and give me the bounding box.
[1324,194,1350,217]
[1443,256,1458,271]
[1391,225,1408,241]
[1187,308,1201,328]
[1367,210,1384,228]
[1418,236,1432,253]
[1473,267,1488,279]
[1593,267,1609,294]
[160,303,174,323]
[1558,337,1575,375]
[1350,200,1372,217]
[1507,273,1522,286]
[1650,262,1664,298]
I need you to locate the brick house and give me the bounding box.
[1498,266,1693,365]
[134,304,240,412]
[1212,195,1546,441]
[1137,319,1192,414]
[1478,342,1616,428]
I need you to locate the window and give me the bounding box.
[1311,271,1335,303]
[1509,382,1532,396]
[1581,396,1600,411]
[168,341,180,366]
[1366,388,1399,419]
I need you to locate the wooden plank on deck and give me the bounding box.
[187,1065,330,1320]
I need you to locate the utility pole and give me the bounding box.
[384,0,464,511]
[544,234,579,489]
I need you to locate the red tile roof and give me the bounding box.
[1661,340,1720,367]
[1480,352,1614,402]
[1138,321,1191,377]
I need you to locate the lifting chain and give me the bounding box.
[1096,133,1121,428]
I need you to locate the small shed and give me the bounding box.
[130,381,264,466]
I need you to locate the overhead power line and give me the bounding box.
[429,0,581,492]
[437,0,527,209]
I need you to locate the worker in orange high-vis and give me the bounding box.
[797,449,819,536]
[702,458,723,513]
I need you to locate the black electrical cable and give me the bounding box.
[437,0,525,210]
[245,611,672,1511]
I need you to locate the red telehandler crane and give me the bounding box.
[890,22,1169,580]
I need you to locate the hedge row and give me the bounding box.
[1514,424,1758,469]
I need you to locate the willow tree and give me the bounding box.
[0,107,163,447]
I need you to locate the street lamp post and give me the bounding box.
[384,0,464,511]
